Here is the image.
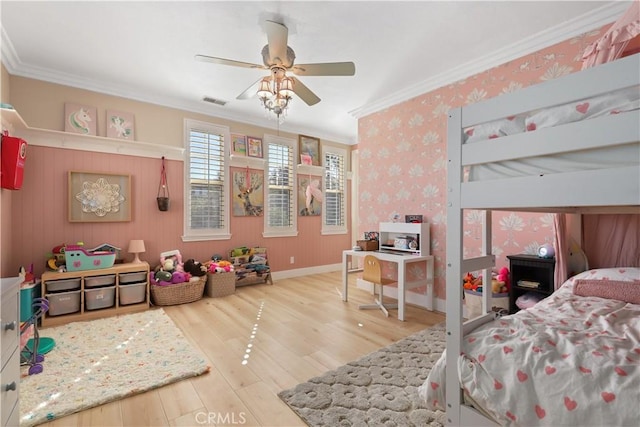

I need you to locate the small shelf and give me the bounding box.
[41,262,150,327]
[508,254,555,313]
[0,107,184,160]
[379,222,430,256]
[296,164,324,175]
[229,247,272,287]
[230,154,266,169]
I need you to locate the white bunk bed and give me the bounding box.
[437,53,640,426]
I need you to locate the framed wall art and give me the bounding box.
[298,176,322,216]
[65,103,97,136]
[106,110,135,140]
[232,169,264,216]
[247,136,263,158]
[68,171,131,222]
[299,135,320,166]
[231,133,247,156]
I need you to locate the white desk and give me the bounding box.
[342,250,434,321]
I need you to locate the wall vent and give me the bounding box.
[202,96,227,106]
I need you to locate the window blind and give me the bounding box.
[324,151,345,226]
[267,142,293,227]
[188,128,225,230]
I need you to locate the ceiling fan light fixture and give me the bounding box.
[257,78,272,99]
[278,77,294,98]
[257,70,293,122]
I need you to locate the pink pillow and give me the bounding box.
[573,279,640,304]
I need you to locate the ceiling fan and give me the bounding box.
[195,20,356,109]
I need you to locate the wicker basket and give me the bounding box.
[150,277,206,306]
[205,272,236,297]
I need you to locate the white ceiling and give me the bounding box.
[0,1,627,145]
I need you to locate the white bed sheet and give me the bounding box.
[420,268,640,426]
[464,86,640,182]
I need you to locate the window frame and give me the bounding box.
[322,145,348,235]
[263,133,298,238]
[182,118,231,242]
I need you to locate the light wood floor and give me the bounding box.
[37,271,444,427]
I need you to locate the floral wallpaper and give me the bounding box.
[357,27,605,300]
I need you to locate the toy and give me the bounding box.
[462,272,482,292]
[154,270,172,283]
[497,267,510,289]
[184,259,207,277]
[160,250,183,273]
[207,260,234,274]
[65,245,116,271]
[171,271,188,284]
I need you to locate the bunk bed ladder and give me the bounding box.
[445,107,465,426]
[446,107,499,426]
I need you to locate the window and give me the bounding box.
[323,146,347,235]
[183,119,230,241]
[264,134,297,237]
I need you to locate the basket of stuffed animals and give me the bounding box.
[204,260,236,297]
[150,277,206,306]
[205,272,235,297]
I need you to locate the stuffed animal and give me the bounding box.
[160,250,184,273]
[171,271,188,284]
[497,267,510,289]
[153,270,172,284]
[184,258,207,277]
[207,260,234,274]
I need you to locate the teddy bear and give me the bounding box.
[184,258,207,277]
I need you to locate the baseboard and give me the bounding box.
[271,263,342,280]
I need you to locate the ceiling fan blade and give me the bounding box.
[265,20,288,66]
[236,77,264,100]
[291,76,321,106]
[291,62,356,76]
[195,54,265,70]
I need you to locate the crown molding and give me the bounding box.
[349,2,628,119]
[1,3,627,142]
[0,28,353,146]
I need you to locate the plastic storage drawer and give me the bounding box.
[119,271,147,284]
[46,278,81,292]
[119,282,146,305]
[85,285,115,310]
[46,290,81,316]
[85,274,116,288]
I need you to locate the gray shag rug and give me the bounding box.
[278,323,446,426]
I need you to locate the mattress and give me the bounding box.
[463,87,640,182]
[420,267,640,426]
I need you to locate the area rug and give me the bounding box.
[278,323,447,426]
[19,308,210,426]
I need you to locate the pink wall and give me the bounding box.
[8,145,350,278]
[357,29,606,299]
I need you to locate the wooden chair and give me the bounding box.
[358,255,398,317]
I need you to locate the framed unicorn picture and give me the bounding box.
[106,110,135,140]
[65,103,97,136]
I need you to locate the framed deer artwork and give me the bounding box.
[232,169,264,216]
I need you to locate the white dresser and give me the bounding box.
[1,277,21,427]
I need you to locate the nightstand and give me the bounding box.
[507,254,555,313]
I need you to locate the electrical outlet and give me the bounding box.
[290,256,295,264]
